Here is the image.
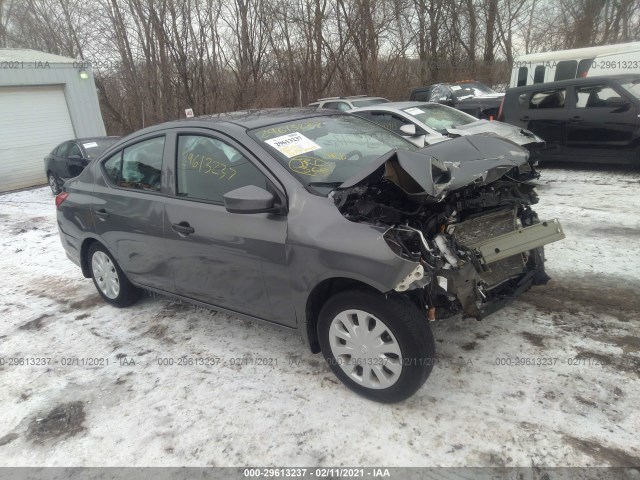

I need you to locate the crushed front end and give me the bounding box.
[331,135,564,320]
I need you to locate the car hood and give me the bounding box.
[338,134,529,199]
[445,120,544,147]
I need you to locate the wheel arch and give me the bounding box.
[304,277,383,354]
[79,237,102,278]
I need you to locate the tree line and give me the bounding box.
[1,0,639,135]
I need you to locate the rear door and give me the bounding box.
[91,135,171,290]
[565,82,638,162]
[163,129,294,326]
[519,87,569,159]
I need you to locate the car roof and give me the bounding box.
[76,136,121,142]
[350,101,434,112]
[315,95,385,102]
[506,74,639,93]
[121,108,331,138]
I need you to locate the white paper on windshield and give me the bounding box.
[405,107,423,116]
[82,142,98,148]
[265,132,321,158]
[450,85,462,91]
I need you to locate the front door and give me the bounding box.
[565,82,638,162]
[163,132,294,327]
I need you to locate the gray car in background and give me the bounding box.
[350,101,546,178]
[56,109,564,402]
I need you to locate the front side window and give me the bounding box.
[176,135,266,204]
[368,111,413,135]
[101,137,164,191]
[529,89,566,109]
[251,115,415,195]
[575,84,623,108]
[618,78,640,101]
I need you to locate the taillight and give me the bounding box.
[55,192,69,208]
[497,97,505,121]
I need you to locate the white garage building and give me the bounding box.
[0,49,106,192]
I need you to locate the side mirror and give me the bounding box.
[399,124,417,136]
[224,185,277,214]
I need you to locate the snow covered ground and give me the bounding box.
[0,165,638,467]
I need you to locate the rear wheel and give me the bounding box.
[88,243,141,307]
[318,289,435,403]
[48,173,61,195]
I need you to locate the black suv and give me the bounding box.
[409,81,503,119]
[499,75,640,165]
[45,137,120,194]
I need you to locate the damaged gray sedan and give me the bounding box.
[56,109,564,403]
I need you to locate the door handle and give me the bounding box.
[95,208,110,219]
[172,222,195,236]
[519,116,530,122]
[569,116,583,122]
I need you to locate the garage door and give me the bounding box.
[0,86,76,192]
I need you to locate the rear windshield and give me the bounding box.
[402,104,476,131]
[82,138,119,159]
[251,115,415,195]
[451,82,497,97]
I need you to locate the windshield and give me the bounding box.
[451,82,496,98]
[403,104,476,131]
[251,115,416,195]
[618,78,640,101]
[82,138,119,159]
[351,98,390,108]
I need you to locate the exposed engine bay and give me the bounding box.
[331,135,565,319]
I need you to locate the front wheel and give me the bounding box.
[88,243,141,307]
[318,289,435,403]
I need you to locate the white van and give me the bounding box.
[510,42,640,87]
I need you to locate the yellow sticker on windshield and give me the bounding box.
[289,157,331,176]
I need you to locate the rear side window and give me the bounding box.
[120,137,164,191]
[176,135,266,204]
[517,67,528,87]
[529,89,566,109]
[101,137,164,191]
[554,60,577,81]
[54,143,68,157]
[575,84,623,108]
[102,151,122,184]
[322,102,350,112]
[533,66,545,84]
[411,90,430,101]
[67,143,82,158]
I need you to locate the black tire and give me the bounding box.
[48,172,61,195]
[318,289,435,403]
[88,242,142,307]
